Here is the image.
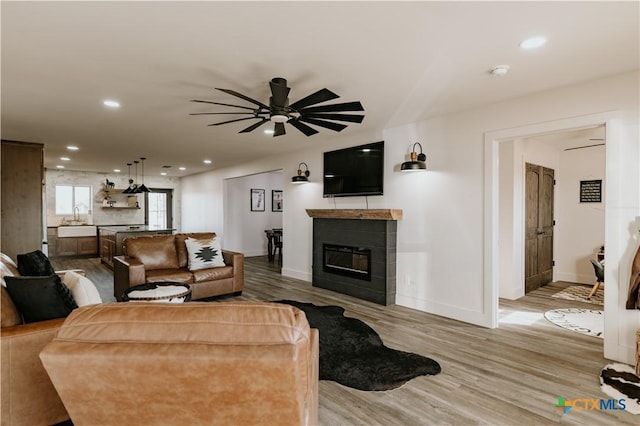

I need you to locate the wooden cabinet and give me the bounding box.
[51,235,97,257]
[98,228,173,269]
[1,141,44,260]
[77,237,98,255]
[99,229,117,267]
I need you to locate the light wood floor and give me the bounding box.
[51,256,635,425]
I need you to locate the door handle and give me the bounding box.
[537,231,545,235]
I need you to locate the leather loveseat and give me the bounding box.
[113,232,244,301]
[1,253,71,426]
[40,301,319,426]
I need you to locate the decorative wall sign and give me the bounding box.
[580,179,602,203]
[272,190,283,212]
[250,188,265,211]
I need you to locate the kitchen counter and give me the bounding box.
[98,225,175,268]
[98,225,175,233]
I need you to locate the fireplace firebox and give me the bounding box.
[323,244,371,281]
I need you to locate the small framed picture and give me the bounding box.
[272,190,283,212]
[580,179,602,203]
[250,188,265,211]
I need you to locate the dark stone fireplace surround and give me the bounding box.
[307,209,402,305]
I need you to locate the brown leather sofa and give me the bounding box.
[40,301,319,426]
[1,253,71,426]
[113,232,244,301]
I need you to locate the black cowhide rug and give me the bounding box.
[276,300,441,391]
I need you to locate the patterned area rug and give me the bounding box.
[544,308,603,338]
[551,285,603,306]
[600,363,640,414]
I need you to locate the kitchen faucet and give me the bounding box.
[74,206,80,222]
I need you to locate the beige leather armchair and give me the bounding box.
[40,302,319,426]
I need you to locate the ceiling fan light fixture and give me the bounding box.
[270,114,289,123]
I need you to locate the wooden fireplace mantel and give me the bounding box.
[305,209,403,221]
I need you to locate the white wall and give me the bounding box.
[45,169,182,229]
[223,171,283,256]
[182,71,639,363]
[554,144,606,284]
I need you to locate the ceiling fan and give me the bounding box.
[190,77,365,137]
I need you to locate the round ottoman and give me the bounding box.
[123,282,191,303]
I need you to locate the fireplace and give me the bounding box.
[323,244,371,281]
[307,209,401,306]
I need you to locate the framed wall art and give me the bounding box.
[272,190,283,212]
[250,188,265,211]
[580,179,602,203]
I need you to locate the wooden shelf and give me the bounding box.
[305,209,403,220]
[101,206,140,210]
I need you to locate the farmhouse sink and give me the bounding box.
[57,225,97,238]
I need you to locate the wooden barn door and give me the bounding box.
[525,163,555,293]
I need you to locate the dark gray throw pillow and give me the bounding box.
[4,275,78,323]
[17,250,56,276]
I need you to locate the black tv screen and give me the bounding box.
[323,141,384,197]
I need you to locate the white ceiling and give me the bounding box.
[1,1,638,177]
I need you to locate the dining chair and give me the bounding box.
[588,259,604,299]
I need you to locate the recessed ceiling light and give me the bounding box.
[264,129,275,135]
[103,99,120,108]
[66,145,79,151]
[179,167,186,171]
[519,36,547,49]
[490,65,510,76]
[113,169,121,173]
[60,156,70,161]
[56,165,65,169]
[160,172,167,176]
[203,159,212,164]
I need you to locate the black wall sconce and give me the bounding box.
[400,142,427,172]
[291,162,310,184]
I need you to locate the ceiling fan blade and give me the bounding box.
[190,112,257,115]
[239,118,269,133]
[288,119,319,136]
[215,88,269,109]
[190,99,257,111]
[269,78,291,107]
[289,88,339,110]
[299,101,364,114]
[299,117,348,132]
[273,122,286,137]
[302,112,365,123]
[208,116,261,126]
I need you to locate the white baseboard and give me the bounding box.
[282,268,311,282]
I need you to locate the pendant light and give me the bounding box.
[131,160,140,193]
[136,157,151,193]
[122,163,134,193]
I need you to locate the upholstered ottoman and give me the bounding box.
[123,282,191,303]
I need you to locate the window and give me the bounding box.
[55,185,92,215]
[145,189,173,229]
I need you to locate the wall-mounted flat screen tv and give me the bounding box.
[323,141,384,198]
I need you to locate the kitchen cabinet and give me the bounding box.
[48,227,97,257]
[98,226,173,269]
[99,228,117,268]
